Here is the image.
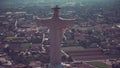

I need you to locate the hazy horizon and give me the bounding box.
[0,0,117,3]
[0,0,119,8]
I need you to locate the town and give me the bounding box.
[0,0,120,68]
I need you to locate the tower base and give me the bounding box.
[48,63,64,68]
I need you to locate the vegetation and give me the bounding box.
[61,46,84,51]
[87,62,110,68]
[21,43,32,49]
[5,37,25,40]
